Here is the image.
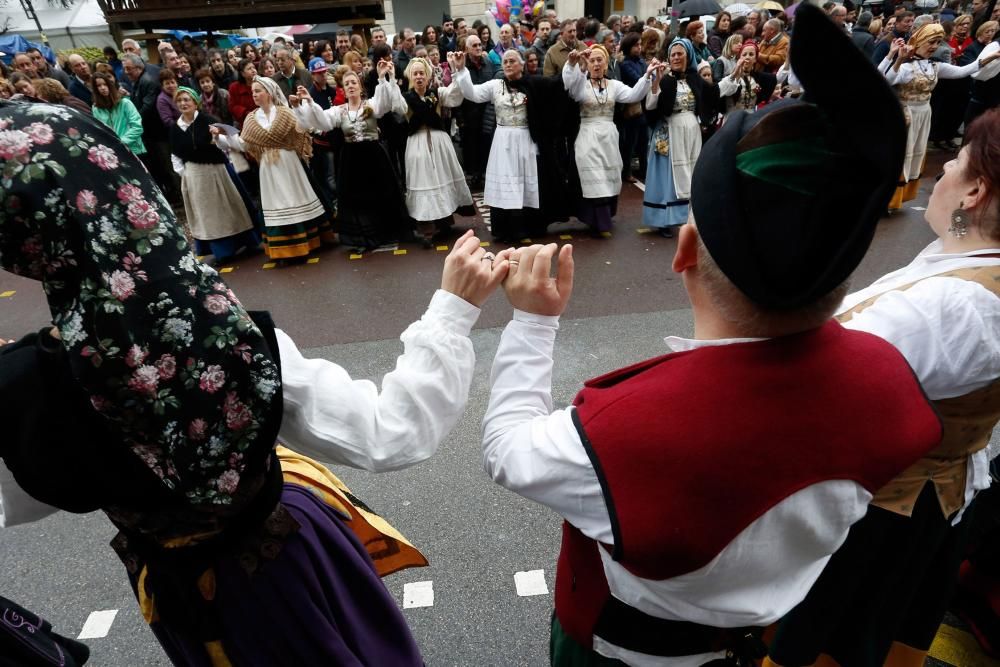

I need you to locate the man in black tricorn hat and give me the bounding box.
[479,4,945,665]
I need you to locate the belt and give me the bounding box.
[593,596,766,665]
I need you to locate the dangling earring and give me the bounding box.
[948,208,969,238]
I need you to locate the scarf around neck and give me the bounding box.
[240,105,312,163]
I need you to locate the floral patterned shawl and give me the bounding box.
[0,100,280,506]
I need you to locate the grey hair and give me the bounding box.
[500,48,524,63]
[596,28,615,44]
[857,11,873,27]
[912,14,935,29]
[764,18,783,30]
[122,53,145,67]
[121,38,140,50]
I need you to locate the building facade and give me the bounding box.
[380,0,665,36]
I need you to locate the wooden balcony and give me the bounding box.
[99,0,386,30]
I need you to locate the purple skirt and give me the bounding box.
[136,484,423,666]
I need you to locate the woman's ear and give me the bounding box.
[965,176,990,212]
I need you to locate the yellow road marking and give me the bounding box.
[521,238,533,244]
[219,267,234,273]
[349,254,363,260]
[601,232,613,238]
[929,624,1000,666]
[262,263,276,270]
[394,249,407,256]
[637,227,652,234]
[307,258,319,264]
[479,241,491,247]
[436,245,449,251]
[559,235,573,240]
[0,291,14,297]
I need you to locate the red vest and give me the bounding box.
[554,321,942,650]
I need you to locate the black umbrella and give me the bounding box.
[678,0,723,18]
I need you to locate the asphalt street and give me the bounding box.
[1,149,996,666]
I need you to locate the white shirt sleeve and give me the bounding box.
[562,62,590,102]
[276,290,481,472]
[884,61,910,86]
[611,75,651,104]
[170,154,185,175]
[293,98,344,133]
[438,82,464,108]
[645,87,659,110]
[371,77,406,118]
[937,59,980,79]
[973,43,1000,80]
[718,74,743,97]
[841,276,1000,400]
[454,67,497,104]
[482,311,614,544]
[0,461,59,528]
[213,131,246,153]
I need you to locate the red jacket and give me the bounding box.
[227,81,256,127]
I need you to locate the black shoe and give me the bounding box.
[421,237,433,249]
[658,227,674,238]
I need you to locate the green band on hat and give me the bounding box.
[735,136,833,197]
[176,86,202,105]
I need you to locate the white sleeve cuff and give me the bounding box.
[424,289,482,337]
[513,309,561,329]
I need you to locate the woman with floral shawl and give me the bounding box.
[0,99,510,665]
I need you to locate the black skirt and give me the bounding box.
[336,141,410,248]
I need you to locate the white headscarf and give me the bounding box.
[253,75,288,107]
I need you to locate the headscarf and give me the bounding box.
[174,86,201,106]
[252,75,288,106]
[740,39,759,55]
[668,37,698,73]
[691,4,907,310]
[589,44,611,63]
[0,101,281,505]
[908,23,945,52]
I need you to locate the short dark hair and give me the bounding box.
[584,18,600,37]
[620,31,641,56]
[25,46,42,56]
[194,67,213,82]
[159,68,176,83]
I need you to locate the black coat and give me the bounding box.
[648,70,720,130]
[131,68,165,141]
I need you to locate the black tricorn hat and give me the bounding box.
[691,3,905,311]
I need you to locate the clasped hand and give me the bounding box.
[440,233,575,317]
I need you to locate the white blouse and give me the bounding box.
[1,289,481,526]
[561,61,651,107]
[294,77,405,133]
[881,57,980,86]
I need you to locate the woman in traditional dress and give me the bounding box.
[392,57,474,247]
[880,25,1000,212]
[450,49,574,243]
[292,60,409,253]
[642,38,718,238]
[0,98,510,666]
[90,72,145,157]
[561,45,655,235]
[169,87,260,264]
[767,107,1000,667]
[718,40,775,113]
[212,76,333,262]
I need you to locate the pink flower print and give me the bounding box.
[223,391,252,431]
[203,293,230,315]
[199,365,226,394]
[188,418,207,441]
[125,344,148,368]
[67,127,79,138]
[216,469,241,495]
[126,199,160,230]
[155,354,176,380]
[108,269,136,301]
[233,342,252,364]
[123,252,142,271]
[24,123,54,145]
[87,144,120,171]
[127,364,160,397]
[116,184,143,203]
[0,129,33,160]
[75,190,98,215]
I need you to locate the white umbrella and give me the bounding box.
[725,3,754,16]
[913,0,938,7]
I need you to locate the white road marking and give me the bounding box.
[78,609,118,639]
[634,180,646,192]
[911,206,927,211]
[514,569,549,597]
[403,581,434,608]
